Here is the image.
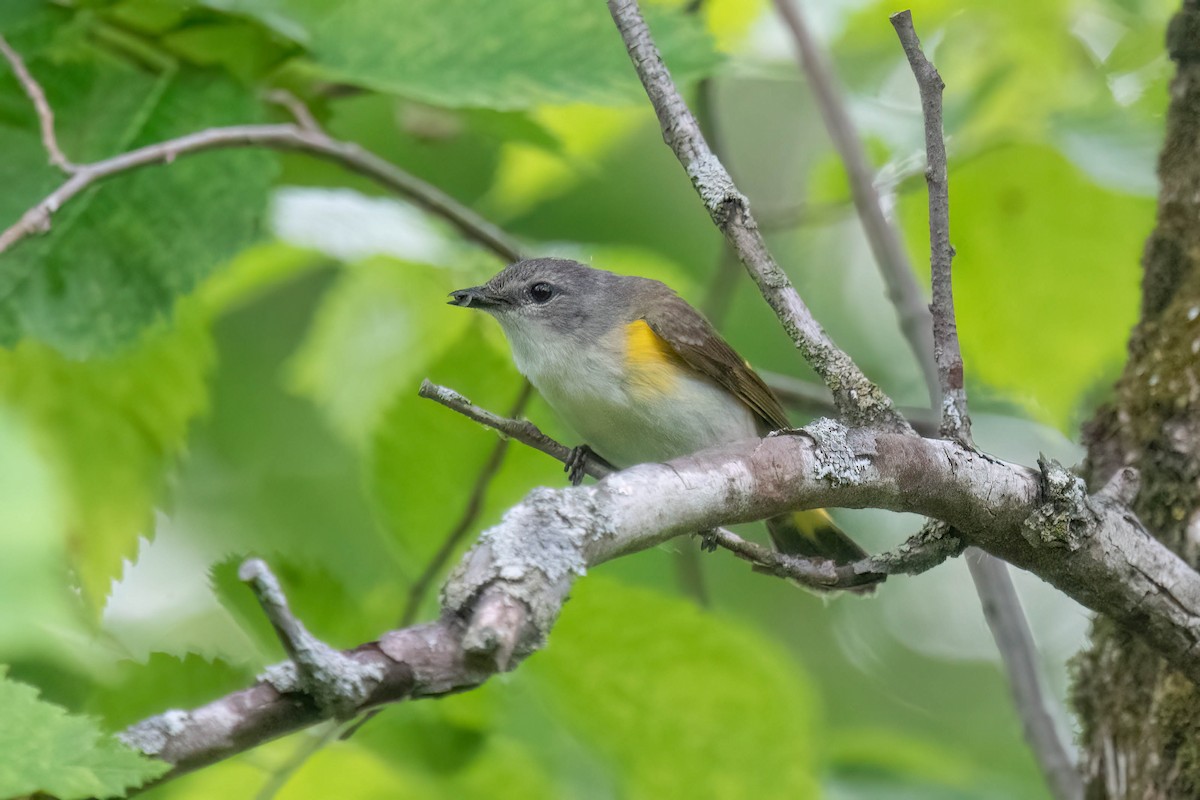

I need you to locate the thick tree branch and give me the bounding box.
[606,0,907,433]
[771,0,939,408]
[0,34,75,175]
[0,123,523,262]
[121,420,1200,782]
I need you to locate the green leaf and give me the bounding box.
[0,1,49,34]
[161,21,292,83]
[203,0,718,110]
[522,578,821,799]
[0,66,276,356]
[0,667,169,799]
[0,303,215,607]
[898,144,1150,427]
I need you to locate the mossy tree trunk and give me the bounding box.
[1073,2,1200,796]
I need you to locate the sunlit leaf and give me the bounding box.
[0,305,215,608]
[0,407,83,665]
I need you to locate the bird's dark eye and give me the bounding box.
[529,282,555,303]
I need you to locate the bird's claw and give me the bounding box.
[565,445,594,487]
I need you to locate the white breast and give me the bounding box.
[500,319,759,468]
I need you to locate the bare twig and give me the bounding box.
[771,0,939,407]
[890,11,969,442]
[606,0,907,433]
[0,123,523,262]
[890,12,1078,800]
[418,379,586,473]
[0,34,75,174]
[265,89,322,134]
[966,552,1082,800]
[712,524,959,587]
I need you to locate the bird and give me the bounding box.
[449,257,871,578]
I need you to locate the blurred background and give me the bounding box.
[0,0,1174,797]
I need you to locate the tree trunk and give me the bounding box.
[1073,2,1200,796]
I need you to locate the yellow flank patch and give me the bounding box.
[624,320,682,397]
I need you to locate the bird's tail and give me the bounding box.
[765,509,881,594]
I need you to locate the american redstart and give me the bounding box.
[450,257,870,573]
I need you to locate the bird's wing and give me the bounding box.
[642,292,791,432]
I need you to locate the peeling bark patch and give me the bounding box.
[804,418,866,486]
[685,152,748,224]
[441,487,600,641]
[119,709,192,756]
[1022,456,1094,550]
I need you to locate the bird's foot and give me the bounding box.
[565,444,611,486]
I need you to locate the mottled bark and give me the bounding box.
[1074,3,1200,796]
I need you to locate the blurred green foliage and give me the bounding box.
[0,0,1172,796]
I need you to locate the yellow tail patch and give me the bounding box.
[790,508,835,540]
[624,319,682,397]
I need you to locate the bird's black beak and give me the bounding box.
[448,286,506,309]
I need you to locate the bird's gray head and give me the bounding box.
[449,258,640,343]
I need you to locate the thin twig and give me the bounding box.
[966,552,1082,800]
[771,0,939,407]
[0,123,523,262]
[418,379,586,471]
[890,12,1079,800]
[265,89,322,134]
[0,44,520,259]
[712,525,957,588]
[606,0,907,433]
[890,11,969,442]
[0,34,75,174]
